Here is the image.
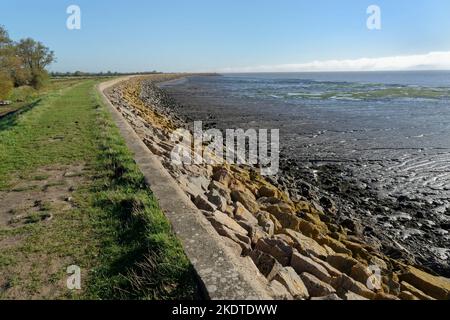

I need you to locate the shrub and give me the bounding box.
[9,85,36,102]
[30,70,49,90]
[0,72,13,100]
[11,63,32,87]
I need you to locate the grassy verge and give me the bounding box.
[0,78,87,118]
[0,79,199,299]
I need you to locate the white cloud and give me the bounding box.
[219,51,450,73]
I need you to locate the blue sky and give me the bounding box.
[1,0,449,72]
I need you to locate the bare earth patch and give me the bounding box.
[0,164,85,228]
[0,164,87,299]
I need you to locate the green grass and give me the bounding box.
[0,79,199,300]
[0,78,103,118]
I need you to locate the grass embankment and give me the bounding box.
[0,78,85,118]
[0,79,198,299]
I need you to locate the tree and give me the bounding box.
[15,38,55,88]
[0,25,13,69]
[2,52,30,87]
[0,25,11,48]
[1,26,30,87]
[15,38,55,72]
[0,26,56,90]
[0,26,15,98]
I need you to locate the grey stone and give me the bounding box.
[194,194,217,212]
[207,189,228,212]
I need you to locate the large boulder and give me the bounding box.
[209,180,232,203]
[255,238,293,266]
[311,294,342,301]
[234,202,258,225]
[291,251,332,283]
[250,250,283,281]
[399,266,450,300]
[215,224,252,254]
[309,255,343,278]
[374,292,400,300]
[326,254,360,275]
[256,211,282,235]
[268,280,294,300]
[231,189,260,213]
[240,222,267,245]
[274,267,309,300]
[194,194,217,212]
[206,189,228,212]
[400,281,435,300]
[257,196,282,207]
[345,291,369,300]
[274,234,295,246]
[294,201,316,214]
[317,235,352,256]
[343,239,376,262]
[264,203,299,230]
[207,211,248,236]
[283,229,328,259]
[332,274,376,300]
[300,273,336,297]
[258,185,281,199]
[212,167,232,187]
[398,291,420,300]
[350,262,373,285]
[179,175,205,198]
[297,218,326,239]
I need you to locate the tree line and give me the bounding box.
[50,70,161,78]
[0,25,55,100]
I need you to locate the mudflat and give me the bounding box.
[159,72,450,277]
